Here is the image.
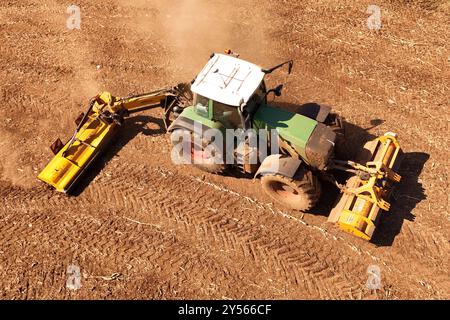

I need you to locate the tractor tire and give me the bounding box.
[171,129,227,174]
[261,168,321,211]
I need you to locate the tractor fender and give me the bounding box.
[167,115,197,133]
[254,154,302,179]
[167,111,226,136]
[168,116,219,138]
[294,103,331,123]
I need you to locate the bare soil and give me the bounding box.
[0,0,449,299]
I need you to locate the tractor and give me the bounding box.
[38,51,402,241]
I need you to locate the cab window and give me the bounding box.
[213,101,242,128]
[246,84,266,115]
[193,93,209,118]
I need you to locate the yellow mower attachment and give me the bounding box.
[38,92,122,193]
[328,132,402,241]
[38,87,184,193]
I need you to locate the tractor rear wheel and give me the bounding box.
[261,168,321,211]
[171,129,227,174]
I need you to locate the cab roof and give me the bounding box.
[191,53,265,107]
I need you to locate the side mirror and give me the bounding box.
[239,98,246,112]
[288,61,293,74]
[274,84,283,96]
[266,85,284,98]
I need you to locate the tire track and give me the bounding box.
[2,169,365,299]
[69,163,371,298]
[0,198,269,299]
[2,151,446,298]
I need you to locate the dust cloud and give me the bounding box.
[124,0,272,79]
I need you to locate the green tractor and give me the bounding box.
[168,52,403,241]
[38,51,402,241]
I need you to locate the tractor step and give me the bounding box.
[328,132,403,241]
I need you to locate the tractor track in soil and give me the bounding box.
[1,158,447,298]
[0,0,449,299]
[1,166,364,299]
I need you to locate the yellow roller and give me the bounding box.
[328,132,402,241]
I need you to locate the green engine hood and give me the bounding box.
[253,104,318,161]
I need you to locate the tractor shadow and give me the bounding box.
[370,152,428,246]
[69,115,166,196]
[311,119,381,216]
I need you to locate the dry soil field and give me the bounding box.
[0,0,449,299]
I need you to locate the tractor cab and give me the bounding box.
[190,53,268,130]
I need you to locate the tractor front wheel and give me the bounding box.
[261,168,321,211]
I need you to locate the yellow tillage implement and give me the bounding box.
[328,132,402,240]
